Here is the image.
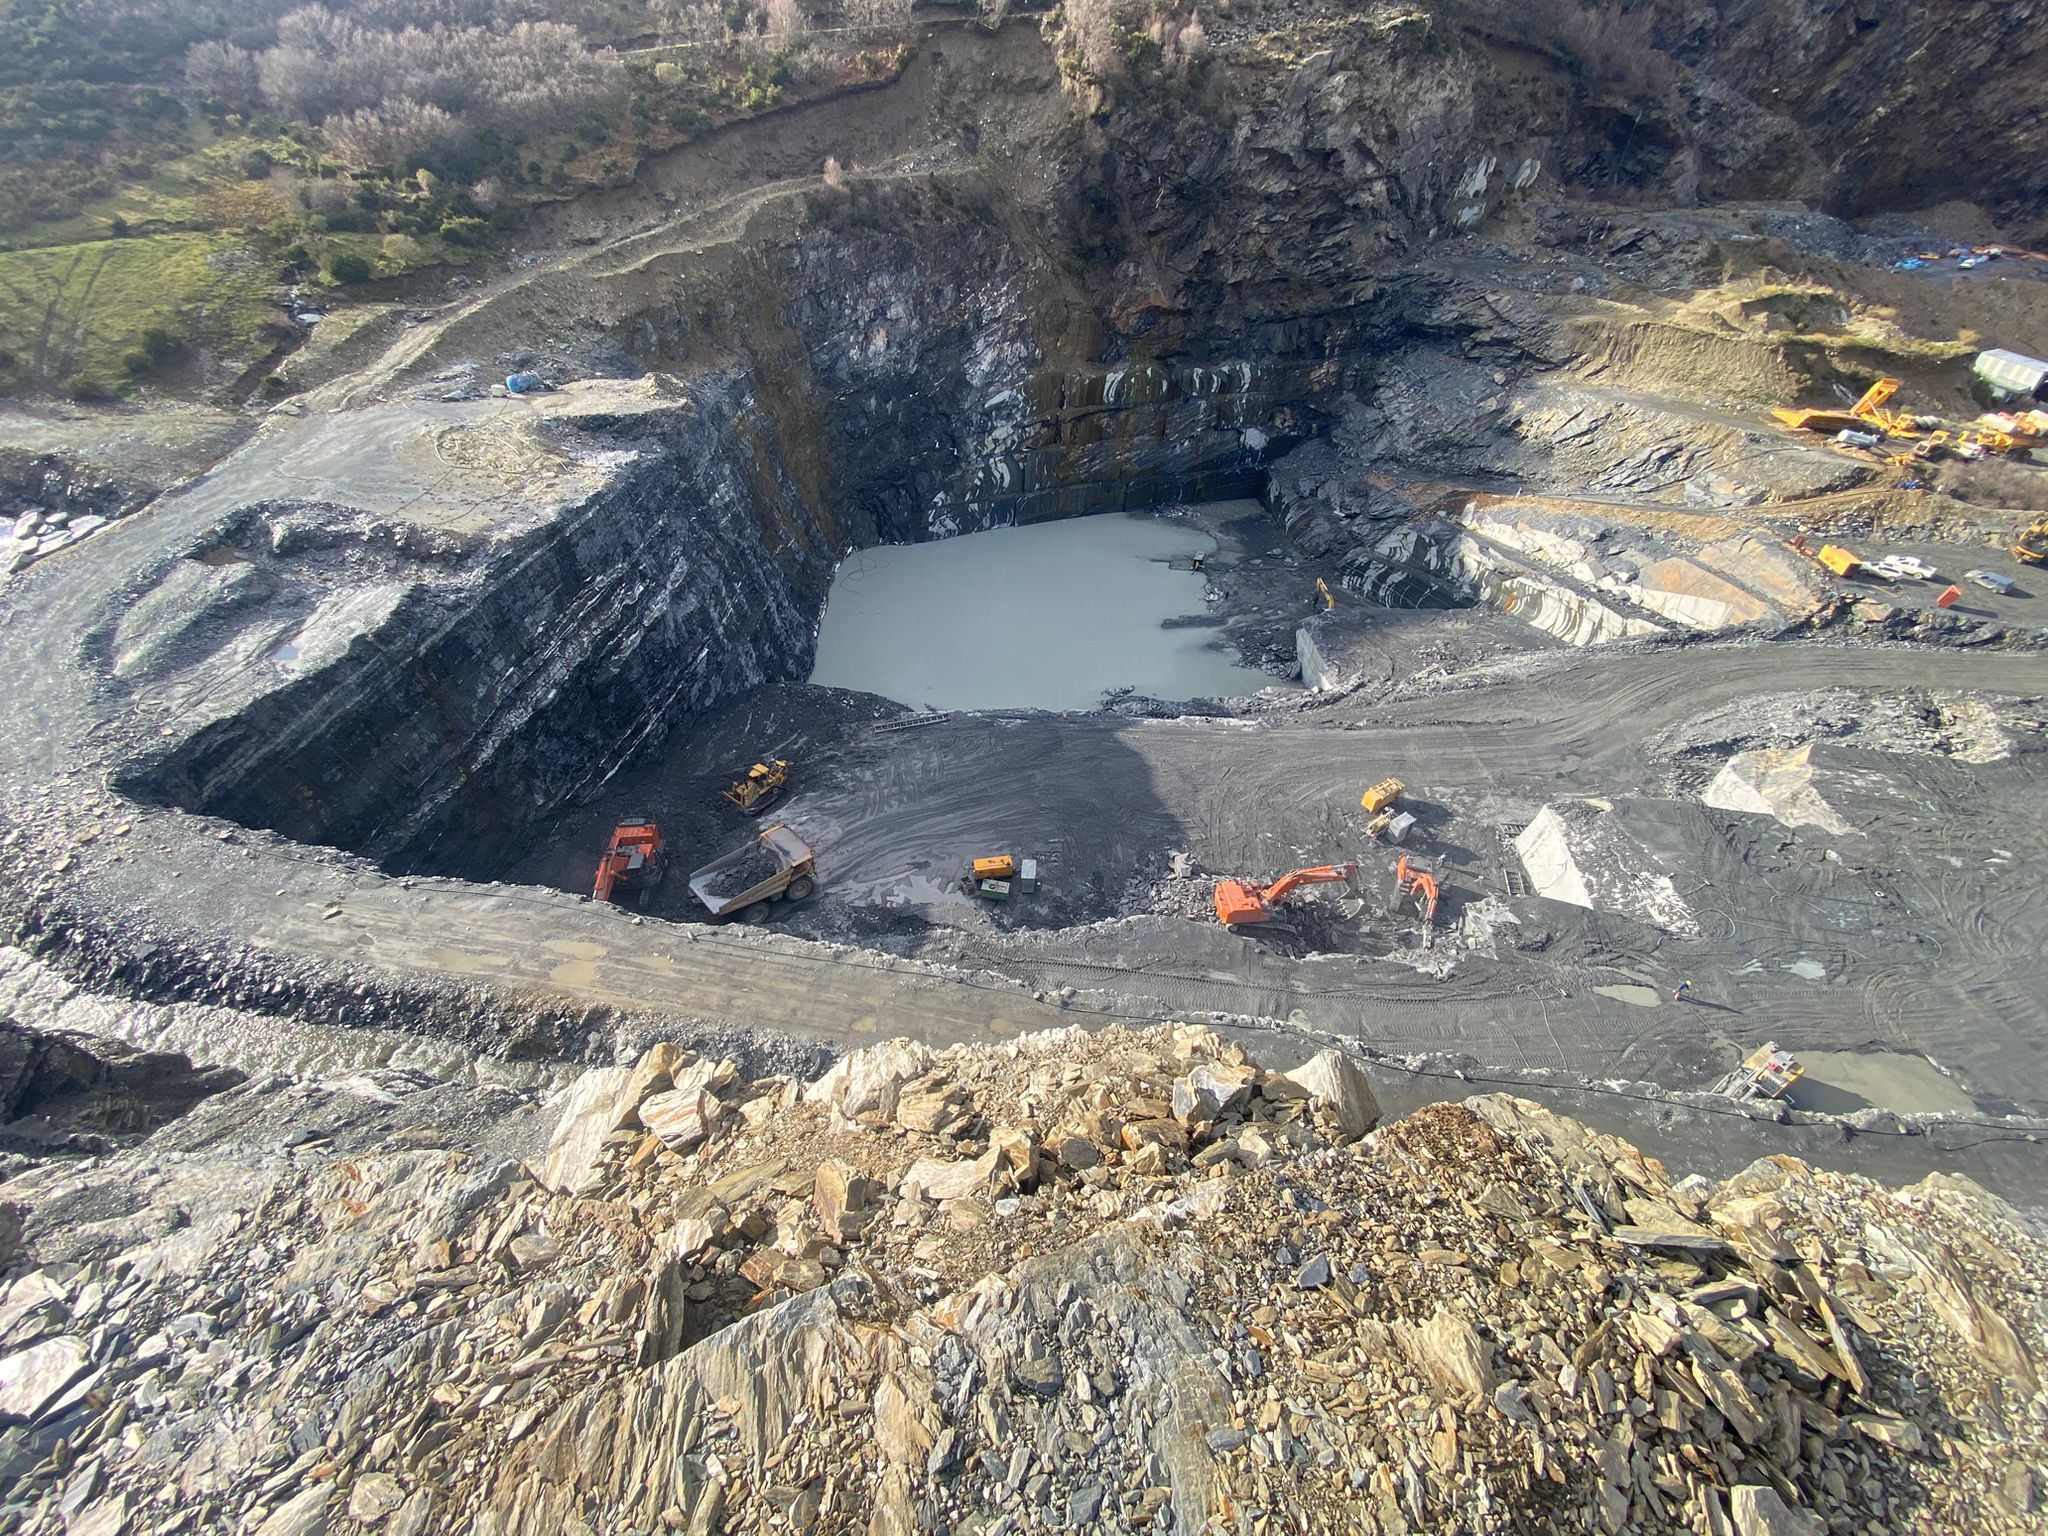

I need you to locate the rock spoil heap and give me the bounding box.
[0,1023,2041,1535]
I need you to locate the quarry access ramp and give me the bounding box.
[11,621,2038,1106]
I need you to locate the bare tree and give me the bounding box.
[322,98,468,173]
[300,175,358,216]
[184,40,260,106]
[654,0,730,40]
[844,0,913,38]
[1059,0,1129,83]
[258,9,627,160]
[761,0,808,48]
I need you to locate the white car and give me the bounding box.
[1965,568,2017,595]
[1871,554,1938,581]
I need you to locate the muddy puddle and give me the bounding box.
[809,511,1281,711]
[1790,1049,1976,1116]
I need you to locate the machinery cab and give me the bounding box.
[593,822,664,907]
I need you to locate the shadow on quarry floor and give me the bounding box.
[484,687,1193,937]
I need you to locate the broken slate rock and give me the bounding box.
[1729,1484,1822,1536]
[347,1473,406,1524]
[1068,1483,1105,1526]
[1173,1062,1257,1123]
[1394,1307,1495,1405]
[1056,1136,1101,1170]
[902,1152,996,1203]
[506,1233,558,1270]
[1015,1356,1065,1396]
[806,1039,932,1123]
[0,1334,87,1421]
[814,1159,873,1239]
[639,1088,717,1150]
[252,1485,331,1536]
[1281,1049,1381,1137]
[1296,1255,1332,1288]
[537,1066,634,1194]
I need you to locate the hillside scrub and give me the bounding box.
[250,9,629,175]
[0,0,925,400]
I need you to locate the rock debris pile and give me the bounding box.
[0,1023,2041,1536]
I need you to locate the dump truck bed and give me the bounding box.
[689,824,814,915]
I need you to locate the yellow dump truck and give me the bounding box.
[688,824,816,922]
[1360,778,1405,815]
[1817,544,1861,577]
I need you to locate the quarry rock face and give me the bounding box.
[0,1020,2040,1536]
[4,10,2048,1529]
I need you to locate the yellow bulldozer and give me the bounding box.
[723,758,790,814]
[2016,517,2048,566]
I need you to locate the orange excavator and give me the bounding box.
[592,822,663,907]
[1214,860,1357,926]
[1393,855,1440,947]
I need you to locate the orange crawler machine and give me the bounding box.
[1393,855,1440,945]
[1214,860,1358,925]
[592,822,664,906]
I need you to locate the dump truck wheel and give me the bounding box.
[737,903,770,924]
[785,875,814,902]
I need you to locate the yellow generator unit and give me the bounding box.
[970,854,1017,881]
[1360,778,1405,815]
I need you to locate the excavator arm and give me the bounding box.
[1260,862,1358,904]
[1214,861,1357,925]
[1393,855,1440,945]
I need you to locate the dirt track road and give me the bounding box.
[30,638,2023,1110]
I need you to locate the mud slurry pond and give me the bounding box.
[808,512,1282,711]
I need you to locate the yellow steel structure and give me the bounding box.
[2015,518,2048,566]
[1771,376,1907,436]
[1360,777,1405,814]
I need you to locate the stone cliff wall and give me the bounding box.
[113,174,1414,867]
[102,0,2046,867]
[120,377,835,871]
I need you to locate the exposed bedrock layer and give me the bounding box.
[109,168,1535,873]
[20,3,2048,961]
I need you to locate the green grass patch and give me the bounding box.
[315,229,480,286]
[0,232,280,396]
